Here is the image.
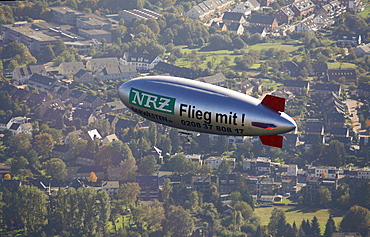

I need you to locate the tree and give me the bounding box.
[268,208,287,237]
[119,156,137,181]
[42,158,67,181]
[316,186,332,207]
[324,215,336,237]
[163,205,194,236]
[162,178,172,203]
[16,185,47,234]
[234,201,253,220]
[311,216,321,237]
[88,171,98,183]
[340,205,370,237]
[33,133,55,158]
[215,136,228,154]
[132,200,165,232]
[117,182,140,206]
[96,140,134,168]
[138,155,159,175]
[217,159,231,174]
[38,44,55,63]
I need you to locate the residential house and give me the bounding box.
[74,69,94,83]
[312,62,328,76]
[210,21,228,31]
[273,6,295,24]
[291,0,316,17]
[96,181,120,198]
[277,164,298,176]
[154,62,199,79]
[42,107,67,124]
[118,9,161,22]
[102,134,119,145]
[66,166,106,180]
[77,153,96,166]
[12,65,47,84]
[204,157,236,170]
[120,52,163,72]
[280,176,299,194]
[86,57,119,72]
[86,129,102,141]
[284,80,310,95]
[53,86,70,101]
[51,144,75,161]
[12,89,32,102]
[317,0,346,16]
[186,1,216,21]
[136,176,160,201]
[357,83,370,98]
[337,33,361,45]
[232,3,252,16]
[227,23,245,34]
[222,12,247,25]
[246,176,278,198]
[26,92,48,108]
[34,98,64,118]
[259,0,274,6]
[310,83,341,97]
[313,13,335,27]
[354,43,370,57]
[301,134,325,150]
[219,174,236,194]
[192,175,218,201]
[101,101,128,114]
[282,134,299,149]
[238,0,260,12]
[235,79,255,95]
[95,65,137,81]
[73,109,96,126]
[69,90,87,105]
[249,15,278,32]
[28,73,58,92]
[327,68,357,84]
[58,61,85,76]
[245,25,268,37]
[82,95,103,108]
[199,72,227,87]
[296,19,319,31]
[305,122,325,135]
[9,123,33,135]
[243,157,273,174]
[282,61,300,77]
[185,154,203,166]
[0,163,11,177]
[306,165,341,179]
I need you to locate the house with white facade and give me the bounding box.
[204,157,236,169]
[120,52,163,72]
[12,65,47,84]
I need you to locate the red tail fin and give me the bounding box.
[260,135,283,148]
[262,95,285,112]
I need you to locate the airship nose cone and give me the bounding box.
[278,112,297,133]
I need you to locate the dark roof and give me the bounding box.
[314,83,341,91]
[57,87,69,95]
[70,90,85,99]
[301,134,324,144]
[358,83,370,92]
[228,22,243,31]
[327,69,357,82]
[222,12,245,21]
[127,52,159,63]
[9,123,21,130]
[53,144,72,153]
[305,122,324,134]
[14,65,46,77]
[284,80,309,88]
[73,109,94,119]
[115,118,137,129]
[154,62,199,79]
[83,95,99,103]
[249,15,276,25]
[313,62,328,72]
[74,69,89,78]
[245,25,266,34]
[28,73,57,86]
[330,136,352,144]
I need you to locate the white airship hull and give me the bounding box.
[118,76,296,137]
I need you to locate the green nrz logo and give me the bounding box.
[129,88,176,114]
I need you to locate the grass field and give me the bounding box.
[328,62,357,69]
[254,204,346,232]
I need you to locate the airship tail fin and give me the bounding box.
[262,95,285,112]
[260,135,283,148]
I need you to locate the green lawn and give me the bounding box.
[247,43,301,53]
[328,62,357,69]
[254,204,346,232]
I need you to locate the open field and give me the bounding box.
[328,62,357,69]
[254,204,346,232]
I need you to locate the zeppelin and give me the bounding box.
[118,76,296,148]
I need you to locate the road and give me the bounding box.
[345,98,363,133]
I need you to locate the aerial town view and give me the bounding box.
[0,0,369,236]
